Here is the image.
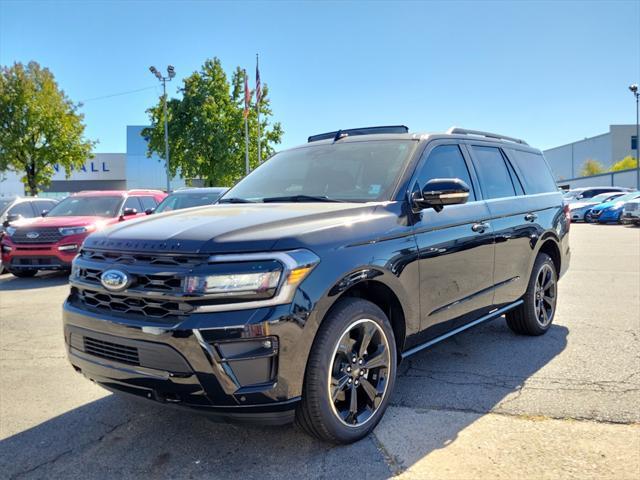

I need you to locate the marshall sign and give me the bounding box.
[52,153,126,182]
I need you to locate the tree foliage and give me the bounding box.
[580,159,606,177]
[143,58,283,187]
[609,155,638,172]
[0,61,94,195]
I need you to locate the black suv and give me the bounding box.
[63,126,570,444]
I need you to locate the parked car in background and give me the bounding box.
[151,187,228,214]
[0,190,166,277]
[622,198,640,225]
[62,126,570,444]
[585,192,640,224]
[568,192,627,222]
[563,186,631,203]
[1,196,59,274]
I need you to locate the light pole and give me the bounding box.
[150,65,175,192]
[630,84,640,190]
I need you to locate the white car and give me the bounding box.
[568,192,627,222]
[622,198,640,225]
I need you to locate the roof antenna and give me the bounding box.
[333,129,348,142]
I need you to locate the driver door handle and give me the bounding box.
[471,222,490,233]
[524,213,538,222]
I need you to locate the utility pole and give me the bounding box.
[629,84,639,189]
[150,65,176,192]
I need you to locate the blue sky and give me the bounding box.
[1,0,639,153]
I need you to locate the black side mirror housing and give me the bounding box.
[413,178,470,212]
[121,208,138,219]
[4,213,23,226]
[41,210,49,217]
[145,208,155,215]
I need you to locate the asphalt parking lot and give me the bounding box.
[1,223,639,479]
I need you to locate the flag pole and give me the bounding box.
[244,69,250,176]
[256,53,262,164]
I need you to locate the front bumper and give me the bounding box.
[596,209,623,223]
[63,294,313,425]
[1,239,80,270]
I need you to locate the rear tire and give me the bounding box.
[9,269,37,278]
[296,298,397,444]
[506,253,557,336]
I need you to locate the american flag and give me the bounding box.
[243,70,251,119]
[255,55,261,109]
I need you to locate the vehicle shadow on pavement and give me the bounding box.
[0,271,69,291]
[375,318,569,473]
[0,318,567,479]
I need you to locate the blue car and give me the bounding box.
[586,191,640,223]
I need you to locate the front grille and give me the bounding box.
[76,288,194,319]
[626,203,639,212]
[83,336,140,365]
[80,249,204,267]
[590,210,602,217]
[11,256,64,267]
[79,267,183,293]
[11,227,63,244]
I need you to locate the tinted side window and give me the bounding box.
[508,150,559,194]
[33,200,57,213]
[139,196,157,211]
[123,196,142,212]
[8,202,35,218]
[470,146,516,199]
[416,145,476,201]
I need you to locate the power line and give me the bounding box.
[80,85,158,103]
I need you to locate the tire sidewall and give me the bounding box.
[526,254,557,333]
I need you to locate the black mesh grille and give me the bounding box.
[80,249,204,267]
[76,288,194,319]
[11,227,63,244]
[78,267,183,293]
[83,336,140,365]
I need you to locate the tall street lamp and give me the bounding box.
[150,65,176,192]
[630,83,640,189]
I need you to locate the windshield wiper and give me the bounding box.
[218,197,258,204]
[261,195,345,203]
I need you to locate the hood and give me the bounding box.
[84,203,393,254]
[13,216,115,229]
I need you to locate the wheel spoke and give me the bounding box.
[349,384,358,415]
[331,373,350,402]
[364,345,387,369]
[541,306,549,325]
[359,377,379,404]
[543,294,554,307]
[358,323,375,358]
[336,336,356,357]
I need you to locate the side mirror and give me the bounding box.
[145,208,155,215]
[413,178,470,212]
[4,213,23,226]
[121,207,138,219]
[41,210,49,217]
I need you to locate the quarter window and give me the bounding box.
[470,146,516,199]
[507,150,558,194]
[415,145,476,201]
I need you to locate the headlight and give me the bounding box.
[185,249,320,312]
[5,226,16,236]
[59,225,95,236]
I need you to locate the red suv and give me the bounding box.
[1,190,166,277]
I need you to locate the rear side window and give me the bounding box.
[470,146,516,199]
[139,196,157,211]
[415,145,476,201]
[508,150,558,194]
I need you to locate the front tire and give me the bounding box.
[296,298,397,444]
[506,253,557,336]
[9,269,38,278]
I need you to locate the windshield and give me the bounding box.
[155,192,224,213]
[46,196,123,217]
[610,192,640,203]
[591,193,623,202]
[221,140,417,203]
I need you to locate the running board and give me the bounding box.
[401,300,524,359]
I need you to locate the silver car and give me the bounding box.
[622,198,640,225]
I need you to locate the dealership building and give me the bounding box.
[0,126,187,198]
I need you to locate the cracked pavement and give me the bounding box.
[1,224,639,479]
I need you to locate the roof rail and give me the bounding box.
[446,127,528,145]
[308,125,409,143]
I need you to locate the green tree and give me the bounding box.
[143,58,283,187]
[580,159,606,177]
[0,61,95,195]
[609,155,638,172]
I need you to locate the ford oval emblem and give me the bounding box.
[100,269,130,292]
[26,232,40,239]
